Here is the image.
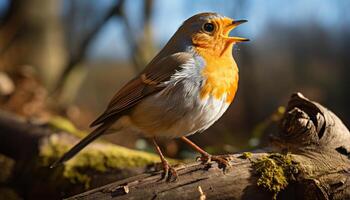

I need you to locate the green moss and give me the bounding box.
[47,116,86,138]
[252,153,298,199]
[39,133,167,188]
[240,152,252,159]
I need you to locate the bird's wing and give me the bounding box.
[50,52,195,167]
[90,52,194,127]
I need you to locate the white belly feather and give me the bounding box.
[127,59,232,138]
[129,86,230,138]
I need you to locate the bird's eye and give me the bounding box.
[203,23,215,33]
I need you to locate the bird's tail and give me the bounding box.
[50,123,111,168]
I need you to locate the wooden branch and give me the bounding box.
[68,93,350,200]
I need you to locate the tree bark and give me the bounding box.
[67,93,350,200]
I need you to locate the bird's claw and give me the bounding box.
[160,161,178,182]
[198,154,231,171]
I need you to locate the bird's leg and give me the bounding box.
[152,138,178,181]
[180,136,231,169]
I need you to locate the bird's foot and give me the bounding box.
[198,153,231,171]
[160,160,178,182]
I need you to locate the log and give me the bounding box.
[0,111,164,199]
[67,93,350,200]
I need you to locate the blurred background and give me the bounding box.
[0,0,349,157]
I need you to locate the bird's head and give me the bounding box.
[176,12,248,56]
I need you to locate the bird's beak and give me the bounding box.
[231,19,248,26]
[224,19,249,43]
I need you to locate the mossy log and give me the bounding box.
[67,93,350,200]
[0,111,164,199]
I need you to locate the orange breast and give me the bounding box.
[196,49,239,103]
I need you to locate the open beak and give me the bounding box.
[232,19,248,26]
[225,19,249,43]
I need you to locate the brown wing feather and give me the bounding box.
[90,52,193,127]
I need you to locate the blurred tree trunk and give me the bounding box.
[0,0,67,90]
[131,0,156,71]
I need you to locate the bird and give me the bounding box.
[51,12,248,180]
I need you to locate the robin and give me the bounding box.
[51,12,248,180]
